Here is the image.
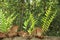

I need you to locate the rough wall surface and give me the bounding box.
[1,36,60,40]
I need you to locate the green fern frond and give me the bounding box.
[0,9,17,33]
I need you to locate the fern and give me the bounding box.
[41,0,57,32]
[23,13,37,34]
[28,13,37,34]
[0,9,17,33]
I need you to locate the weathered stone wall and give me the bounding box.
[1,36,60,40]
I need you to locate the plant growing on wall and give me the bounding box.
[0,9,17,33]
[28,13,37,34]
[23,13,37,35]
[41,0,58,32]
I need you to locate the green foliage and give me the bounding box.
[46,5,60,36]
[23,13,37,34]
[41,8,57,32]
[0,9,7,33]
[21,0,58,34]
[0,9,17,33]
[28,13,37,34]
[41,0,58,32]
[0,0,59,36]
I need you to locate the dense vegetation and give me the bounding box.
[0,0,60,36]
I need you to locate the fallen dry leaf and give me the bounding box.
[0,32,6,38]
[18,31,28,37]
[7,25,18,37]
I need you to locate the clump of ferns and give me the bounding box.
[41,0,58,32]
[0,9,17,33]
[23,13,37,35]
